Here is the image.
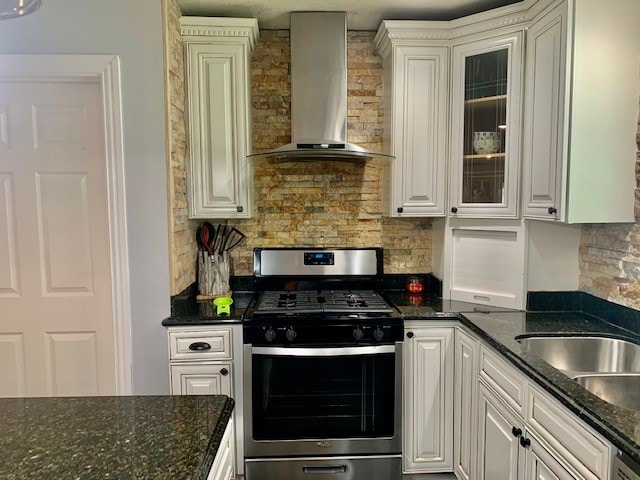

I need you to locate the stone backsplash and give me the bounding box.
[167,28,433,293]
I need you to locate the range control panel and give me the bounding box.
[304,252,334,266]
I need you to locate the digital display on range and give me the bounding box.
[304,252,334,266]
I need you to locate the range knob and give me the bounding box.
[373,327,384,342]
[264,327,276,343]
[352,326,364,341]
[285,327,297,342]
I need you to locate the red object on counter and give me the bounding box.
[407,293,423,305]
[406,276,424,293]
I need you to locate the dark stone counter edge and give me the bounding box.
[528,290,640,334]
[194,396,235,480]
[424,312,640,464]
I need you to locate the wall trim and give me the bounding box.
[0,54,133,395]
[180,17,259,50]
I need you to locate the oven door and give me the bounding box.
[244,342,402,458]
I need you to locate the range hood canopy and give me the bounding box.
[249,11,393,162]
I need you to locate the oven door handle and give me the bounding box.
[302,465,348,474]
[251,345,396,356]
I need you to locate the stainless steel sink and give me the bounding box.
[518,336,640,375]
[517,335,640,411]
[574,374,640,412]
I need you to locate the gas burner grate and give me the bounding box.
[254,290,393,315]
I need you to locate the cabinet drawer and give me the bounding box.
[170,363,232,396]
[169,328,232,361]
[527,385,612,480]
[479,344,526,416]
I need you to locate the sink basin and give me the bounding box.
[518,336,640,374]
[517,335,640,411]
[573,374,640,411]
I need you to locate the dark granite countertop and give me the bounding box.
[385,291,516,317]
[0,395,234,480]
[162,289,514,327]
[162,291,253,326]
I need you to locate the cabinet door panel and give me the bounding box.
[185,40,252,219]
[404,327,453,472]
[454,328,478,480]
[525,433,578,480]
[389,46,448,216]
[450,32,523,218]
[477,382,522,480]
[522,3,567,220]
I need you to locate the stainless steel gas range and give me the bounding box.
[243,248,403,480]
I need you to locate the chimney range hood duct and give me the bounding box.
[249,11,393,161]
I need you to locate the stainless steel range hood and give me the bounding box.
[249,11,393,161]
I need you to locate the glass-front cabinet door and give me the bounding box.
[450,32,523,218]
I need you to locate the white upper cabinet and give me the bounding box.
[375,23,449,217]
[522,0,640,223]
[449,31,524,218]
[181,18,258,219]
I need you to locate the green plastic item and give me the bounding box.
[213,297,233,315]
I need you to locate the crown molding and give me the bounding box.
[376,0,559,55]
[180,17,259,50]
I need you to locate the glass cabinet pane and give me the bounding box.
[462,49,508,205]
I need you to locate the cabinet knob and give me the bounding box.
[451,207,458,213]
[237,206,244,213]
[397,207,404,213]
[511,426,522,437]
[406,331,414,339]
[188,342,212,351]
[519,437,531,448]
[220,368,229,376]
[547,207,557,215]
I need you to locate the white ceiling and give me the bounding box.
[177,0,524,30]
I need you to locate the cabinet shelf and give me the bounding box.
[464,94,507,105]
[463,153,505,160]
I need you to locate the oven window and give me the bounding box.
[251,351,396,440]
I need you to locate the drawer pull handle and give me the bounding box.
[303,465,347,474]
[511,426,522,437]
[220,368,229,376]
[188,342,212,351]
[520,437,531,448]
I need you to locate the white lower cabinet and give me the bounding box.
[525,431,577,480]
[476,381,524,479]
[168,325,243,477]
[467,341,613,480]
[207,418,236,480]
[454,327,479,480]
[403,323,454,473]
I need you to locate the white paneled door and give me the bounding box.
[0,77,117,397]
